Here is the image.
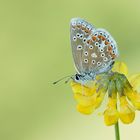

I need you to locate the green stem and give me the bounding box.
[115,122,120,140]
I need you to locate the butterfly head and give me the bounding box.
[73,73,96,84]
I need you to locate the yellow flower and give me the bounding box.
[71,81,106,115]
[113,62,140,111]
[71,62,140,126]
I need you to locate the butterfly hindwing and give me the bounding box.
[85,28,118,74]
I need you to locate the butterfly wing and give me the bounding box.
[85,28,118,75]
[70,18,95,74]
[70,18,118,76]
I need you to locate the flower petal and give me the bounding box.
[74,93,96,106]
[112,62,128,75]
[129,74,140,93]
[71,81,96,96]
[126,91,140,110]
[119,96,135,124]
[76,104,95,115]
[71,81,98,106]
[104,98,119,126]
[94,92,105,109]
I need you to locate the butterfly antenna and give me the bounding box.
[64,77,73,84]
[53,75,74,85]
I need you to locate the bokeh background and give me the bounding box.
[0,0,140,140]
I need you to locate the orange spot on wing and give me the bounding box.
[87,40,92,44]
[81,27,85,30]
[108,46,113,51]
[98,35,106,41]
[92,36,96,41]
[85,29,90,33]
[111,54,116,59]
[77,25,81,28]
[101,36,106,41]
[105,41,110,45]
[109,52,116,59]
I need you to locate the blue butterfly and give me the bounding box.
[53,18,118,85]
[70,18,118,84]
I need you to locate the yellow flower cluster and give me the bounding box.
[71,62,140,126]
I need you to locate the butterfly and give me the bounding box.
[53,18,118,85]
[70,18,119,85]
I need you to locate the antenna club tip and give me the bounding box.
[53,82,57,85]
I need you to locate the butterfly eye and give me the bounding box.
[84,59,88,63]
[89,45,93,49]
[92,60,96,64]
[73,36,77,41]
[101,53,105,57]
[76,33,80,38]
[75,74,80,80]
[97,62,101,66]
[103,57,108,61]
[84,51,88,56]
[77,45,83,50]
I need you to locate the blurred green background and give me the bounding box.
[0,0,140,140]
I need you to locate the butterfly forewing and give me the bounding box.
[70,18,95,74]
